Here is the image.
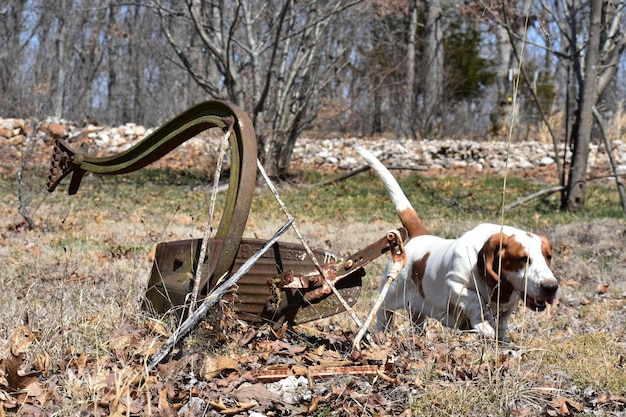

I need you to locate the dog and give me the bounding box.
[357,148,558,341]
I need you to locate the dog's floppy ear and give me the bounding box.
[477,233,508,287]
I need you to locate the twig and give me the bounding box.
[256,160,369,335]
[188,128,231,315]
[503,185,565,211]
[148,219,294,370]
[313,165,428,188]
[593,106,626,212]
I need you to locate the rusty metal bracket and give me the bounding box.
[264,227,408,326]
[47,100,258,293]
[353,229,407,350]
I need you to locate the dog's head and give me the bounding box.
[477,231,558,311]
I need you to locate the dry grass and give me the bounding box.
[1,163,625,415]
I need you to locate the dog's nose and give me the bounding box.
[540,279,558,295]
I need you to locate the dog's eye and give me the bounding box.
[519,256,529,264]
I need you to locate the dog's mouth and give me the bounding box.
[519,292,555,312]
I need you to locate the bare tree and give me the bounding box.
[422,0,444,135]
[1,0,624,203]
[404,0,418,138]
[52,0,70,118]
[152,0,360,177]
[564,0,622,211]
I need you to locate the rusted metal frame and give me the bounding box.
[280,227,409,304]
[47,100,258,292]
[353,229,407,350]
[148,219,295,371]
[259,227,406,326]
[256,159,370,330]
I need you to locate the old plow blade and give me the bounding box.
[47,100,257,294]
[46,99,407,329]
[145,227,408,326]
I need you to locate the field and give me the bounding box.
[1,159,625,416]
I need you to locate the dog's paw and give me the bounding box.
[473,321,496,338]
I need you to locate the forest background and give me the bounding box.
[1,0,625,210]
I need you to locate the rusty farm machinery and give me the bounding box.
[46,100,407,363]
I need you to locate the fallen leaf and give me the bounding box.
[157,386,173,416]
[7,325,33,357]
[201,355,240,380]
[0,325,43,396]
[509,405,534,417]
[597,394,626,405]
[552,396,583,415]
[145,319,169,338]
[308,395,322,414]
[596,283,609,294]
[255,340,306,356]
[232,383,279,404]
[312,345,326,356]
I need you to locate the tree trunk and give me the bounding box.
[53,2,67,119]
[564,0,602,212]
[423,0,443,134]
[405,0,418,138]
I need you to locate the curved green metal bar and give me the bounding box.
[47,100,258,291]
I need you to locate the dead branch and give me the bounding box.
[315,165,369,187]
[503,185,565,211]
[253,364,379,383]
[189,128,230,315]
[353,229,406,351]
[315,164,428,188]
[593,106,626,212]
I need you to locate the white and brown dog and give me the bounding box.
[357,148,558,341]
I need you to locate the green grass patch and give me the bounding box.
[2,166,623,230]
[252,170,623,232]
[529,332,626,394]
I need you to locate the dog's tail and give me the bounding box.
[356,147,429,238]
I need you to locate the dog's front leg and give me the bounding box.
[466,299,498,339]
[449,282,498,339]
[473,320,497,339]
[495,308,514,342]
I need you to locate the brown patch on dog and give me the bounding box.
[477,233,526,304]
[499,235,530,272]
[411,252,430,298]
[398,207,430,238]
[540,235,553,266]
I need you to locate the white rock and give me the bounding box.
[133,125,146,137]
[95,131,109,147]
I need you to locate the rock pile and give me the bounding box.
[2,117,625,176]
